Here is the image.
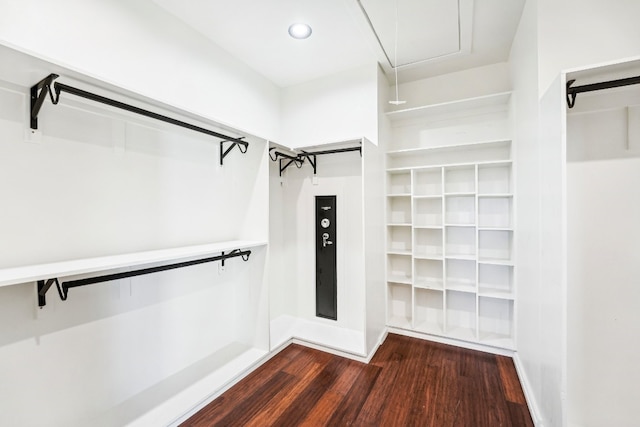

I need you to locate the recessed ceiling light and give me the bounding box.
[288,23,312,39]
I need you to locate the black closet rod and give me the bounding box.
[30,73,247,148]
[299,146,362,157]
[37,248,251,307]
[566,75,640,108]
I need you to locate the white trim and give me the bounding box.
[166,345,287,427]
[386,326,514,356]
[513,352,544,427]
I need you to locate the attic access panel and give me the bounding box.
[358,0,469,68]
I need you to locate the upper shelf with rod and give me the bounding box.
[269,139,363,176]
[30,73,249,165]
[566,75,640,108]
[0,240,266,306]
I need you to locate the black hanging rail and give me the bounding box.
[37,248,251,307]
[30,74,248,164]
[269,145,361,176]
[566,75,640,108]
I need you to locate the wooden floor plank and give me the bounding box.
[181,334,534,426]
[497,354,528,404]
[325,363,381,425]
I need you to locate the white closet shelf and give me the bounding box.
[387,159,512,174]
[478,290,515,300]
[385,92,512,122]
[387,140,512,158]
[0,240,267,288]
[478,194,513,198]
[478,258,514,266]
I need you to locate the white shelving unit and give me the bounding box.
[384,93,515,350]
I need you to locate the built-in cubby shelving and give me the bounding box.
[385,96,515,349]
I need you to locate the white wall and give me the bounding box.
[0,0,281,142]
[363,67,389,355]
[538,0,640,95]
[391,62,512,111]
[0,73,269,425]
[281,64,379,148]
[508,0,544,423]
[566,83,640,427]
[510,1,640,425]
[275,153,365,332]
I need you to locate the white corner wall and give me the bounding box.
[280,64,379,148]
[508,0,547,424]
[0,0,281,142]
[269,151,366,355]
[363,66,390,355]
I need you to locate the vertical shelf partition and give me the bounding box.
[385,135,515,350]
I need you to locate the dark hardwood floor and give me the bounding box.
[182,333,534,426]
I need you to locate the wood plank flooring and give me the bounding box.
[182,334,533,426]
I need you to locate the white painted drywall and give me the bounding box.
[538,0,640,95]
[566,86,640,427]
[270,151,365,347]
[0,0,281,142]
[0,68,269,425]
[508,0,544,423]
[363,67,390,355]
[537,75,567,427]
[280,64,379,148]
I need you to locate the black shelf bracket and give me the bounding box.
[269,145,361,176]
[270,148,305,176]
[566,75,640,108]
[30,74,248,163]
[220,137,248,165]
[37,248,251,307]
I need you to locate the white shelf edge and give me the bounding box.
[413,195,443,199]
[444,255,477,261]
[478,226,514,231]
[387,193,412,197]
[444,192,476,197]
[477,258,514,266]
[387,278,413,286]
[385,92,512,122]
[414,255,444,261]
[387,159,512,173]
[386,250,412,256]
[478,291,516,300]
[387,139,512,157]
[387,223,412,227]
[414,284,444,292]
[477,193,513,198]
[444,223,476,228]
[445,285,477,294]
[0,240,267,288]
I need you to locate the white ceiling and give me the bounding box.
[151,0,525,88]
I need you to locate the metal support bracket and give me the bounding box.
[220,137,248,165]
[37,248,251,307]
[299,153,317,174]
[566,79,577,109]
[30,73,60,129]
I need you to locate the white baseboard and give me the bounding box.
[386,326,515,357]
[512,352,543,427]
